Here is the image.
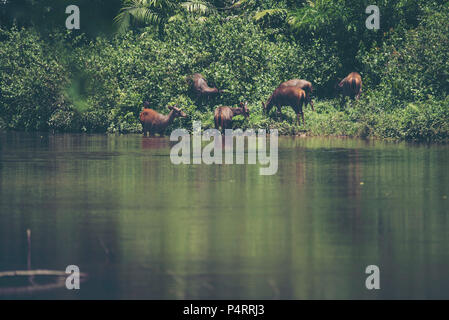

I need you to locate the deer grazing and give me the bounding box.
[189,73,223,100]
[214,102,250,132]
[278,79,315,111]
[335,72,362,103]
[262,86,307,126]
[139,102,187,136]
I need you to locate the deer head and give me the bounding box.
[239,101,250,118]
[167,105,187,118]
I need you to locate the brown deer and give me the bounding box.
[335,72,362,102]
[214,102,250,132]
[278,79,315,111]
[139,102,187,137]
[262,86,307,126]
[189,73,223,99]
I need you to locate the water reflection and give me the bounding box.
[0,133,448,299]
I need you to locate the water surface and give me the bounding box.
[0,132,448,299]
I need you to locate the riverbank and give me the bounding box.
[270,99,449,143]
[1,98,448,143]
[1,5,448,143]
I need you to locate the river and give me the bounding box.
[0,132,448,299]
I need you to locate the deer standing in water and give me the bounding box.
[214,102,250,133]
[139,102,187,136]
[262,86,307,126]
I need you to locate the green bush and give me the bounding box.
[0,4,448,142]
[399,98,449,142]
[362,7,449,104]
[0,27,69,131]
[67,16,339,132]
[47,106,82,132]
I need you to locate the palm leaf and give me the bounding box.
[114,0,178,32]
[181,1,215,15]
[114,0,165,33]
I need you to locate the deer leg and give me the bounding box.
[309,97,315,111]
[220,118,226,133]
[148,125,155,137]
[276,106,282,121]
[215,117,219,131]
[225,120,232,131]
[296,112,305,126]
[300,98,305,126]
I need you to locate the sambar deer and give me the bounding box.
[214,102,250,132]
[335,72,362,102]
[278,79,315,111]
[189,73,223,99]
[139,102,187,137]
[262,86,307,126]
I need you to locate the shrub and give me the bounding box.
[0,27,69,131]
[362,7,449,103]
[0,4,448,143]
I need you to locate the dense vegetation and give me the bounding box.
[0,0,448,142]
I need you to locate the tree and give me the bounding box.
[114,0,215,38]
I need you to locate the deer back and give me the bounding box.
[338,72,362,96]
[279,79,312,93]
[191,73,219,94]
[214,106,234,121]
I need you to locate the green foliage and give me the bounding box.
[301,96,449,142]
[64,15,340,133]
[254,9,286,20]
[0,27,69,131]
[363,7,449,103]
[0,2,448,142]
[288,0,347,34]
[114,0,216,36]
[0,0,123,36]
[114,0,177,35]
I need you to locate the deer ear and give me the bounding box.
[167,105,173,110]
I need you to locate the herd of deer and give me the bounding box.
[139,72,362,136]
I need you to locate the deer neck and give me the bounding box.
[162,110,176,126]
[231,107,244,116]
[204,87,218,94]
[265,95,274,111]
